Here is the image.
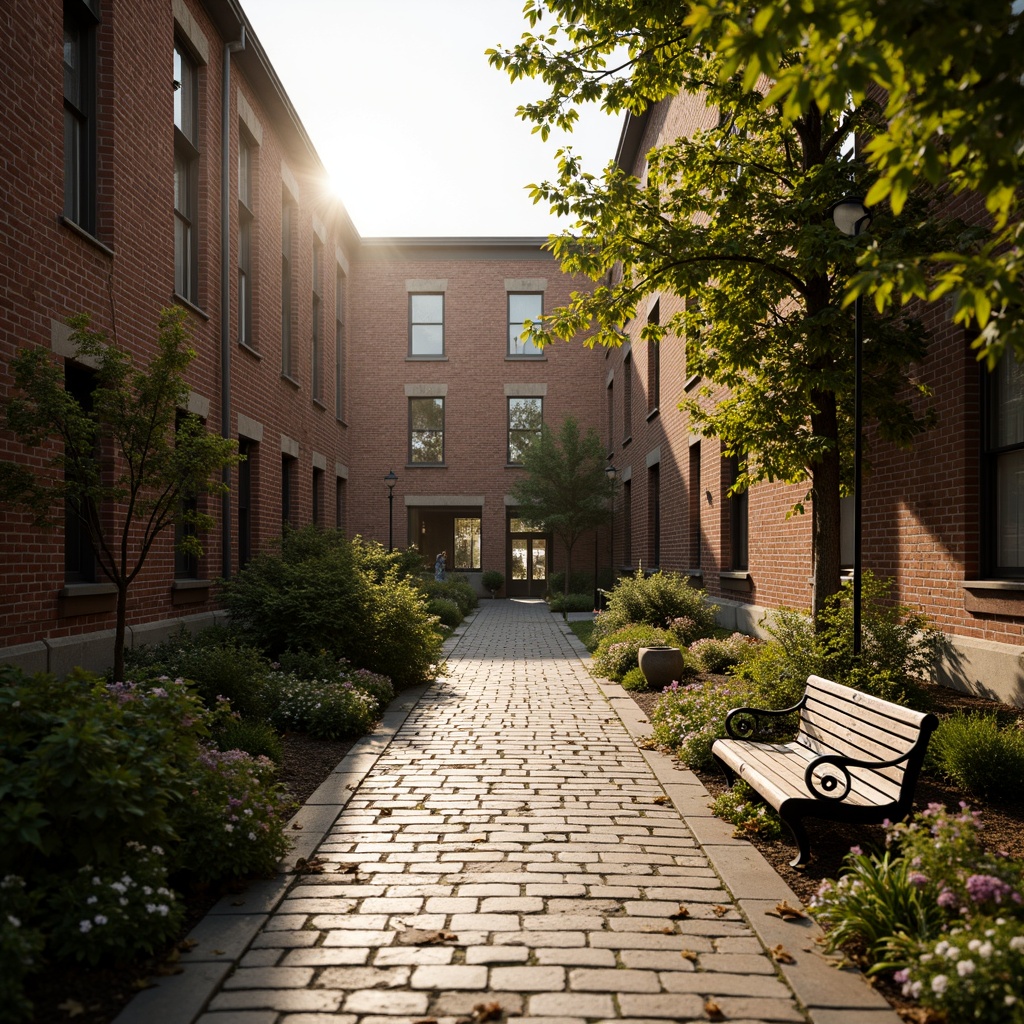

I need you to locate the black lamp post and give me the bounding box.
[605,462,618,606]
[384,469,397,551]
[831,197,872,657]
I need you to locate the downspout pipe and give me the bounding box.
[221,25,245,580]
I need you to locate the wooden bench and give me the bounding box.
[711,675,938,867]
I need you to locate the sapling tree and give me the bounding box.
[509,415,615,595]
[0,307,240,679]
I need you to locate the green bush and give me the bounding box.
[689,632,760,674]
[127,625,273,722]
[594,570,718,642]
[711,780,782,840]
[420,575,477,615]
[216,716,283,763]
[620,666,650,692]
[926,713,1024,802]
[592,623,680,681]
[549,592,594,613]
[349,668,395,710]
[0,876,43,1023]
[350,536,427,582]
[482,569,505,595]
[365,570,444,687]
[429,597,463,630]
[265,672,379,740]
[650,677,754,770]
[548,569,597,596]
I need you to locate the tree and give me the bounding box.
[0,307,240,680]
[489,1,965,615]
[684,0,1024,369]
[509,416,615,595]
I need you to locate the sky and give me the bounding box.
[240,0,625,238]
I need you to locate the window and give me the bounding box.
[312,239,323,402]
[410,294,443,356]
[63,362,96,583]
[63,0,98,232]
[335,265,346,420]
[508,397,543,464]
[312,466,324,524]
[623,351,633,443]
[728,454,749,571]
[648,462,661,568]
[409,397,444,464]
[508,293,543,356]
[623,478,632,567]
[647,300,660,415]
[335,476,346,530]
[984,353,1024,576]
[689,442,702,569]
[237,438,252,569]
[607,380,614,456]
[174,413,199,579]
[281,197,294,378]
[238,131,254,348]
[173,40,199,303]
[454,517,482,569]
[281,454,295,529]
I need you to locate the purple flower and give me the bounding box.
[908,872,929,888]
[966,874,1016,905]
[937,888,958,910]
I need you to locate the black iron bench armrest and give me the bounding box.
[802,747,919,802]
[724,695,806,740]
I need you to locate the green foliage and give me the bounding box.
[549,569,603,596]
[428,597,463,630]
[926,714,1024,803]
[595,570,718,643]
[735,573,942,707]
[689,633,760,674]
[509,416,615,594]
[43,842,184,966]
[711,781,782,840]
[0,308,240,679]
[0,876,43,1023]
[619,666,650,692]
[265,672,379,741]
[216,717,283,763]
[420,575,477,616]
[549,592,594,613]
[592,624,679,681]
[350,536,427,582]
[650,677,753,770]
[482,569,505,595]
[569,620,597,651]
[127,625,273,722]
[348,669,395,710]
[224,526,442,687]
[171,748,294,882]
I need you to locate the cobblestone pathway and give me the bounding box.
[120,598,898,1024]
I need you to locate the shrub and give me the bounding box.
[350,536,427,582]
[549,592,594,613]
[689,632,760,674]
[549,570,596,596]
[620,666,650,692]
[365,570,444,687]
[650,677,753,770]
[594,570,718,642]
[44,842,184,966]
[482,569,505,595]
[216,717,283,763]
[429,597,463,630]
[127,626,273,722]
[711,780,782,840]
[926,713,1024,803]
[349,668,395,710]
[420,576,477,616]
[0,876,43,1023]
[592,624,679,681]
[170,749,294,883]
[894,916,1024,1023]
[265,672,379,740]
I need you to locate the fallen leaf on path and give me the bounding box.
[704,997,726,1020]
[767,900,806,920]
[396,928,459,945]
[379,807,392,816]
[672,904,690,919]
[337,862,359,874]
[294,856,325,874]
[290,821,303,830]
[770,944,796,964]
[57,999,85,1018]
[178,938,199,952]
[680,949,699,962]
[653,795,669,805]
[711,905,728,917]
[471,1002,503,1022]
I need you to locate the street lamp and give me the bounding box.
[831,196,872,657]
[384,469,397,551]
[605,462,618,606]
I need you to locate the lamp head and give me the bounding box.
[384,469,397,491]
[831,196,871,237]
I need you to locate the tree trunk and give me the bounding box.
[563,539,573,596]
[113,581,128,681]
[809,390,843,622]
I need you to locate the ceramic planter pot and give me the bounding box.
[637,645,686,689]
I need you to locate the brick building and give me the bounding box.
[3,1,1022,706]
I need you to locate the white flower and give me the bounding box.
[1007,996,1018,1007]
[110,882,127,894]
[152,846,164,856]
[956,959,975,977]
[1010,936,1024,952]
[7,915,20,928]
[119,898,128,906]
[931,974,948,995]
[968,939,981,952]
[224,823,234,832]
[94,914,108,925]
[86,895,98,905]
[248,832,257,841]
[978,941,994,958]
[79,920,93,933]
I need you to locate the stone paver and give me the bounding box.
[117,600,899,1024]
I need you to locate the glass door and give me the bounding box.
[507,519,549,597]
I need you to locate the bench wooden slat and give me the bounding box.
[712,674,938,867]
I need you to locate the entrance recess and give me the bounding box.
[507,517,548,597]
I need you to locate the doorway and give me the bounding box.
[507,517,548,597]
